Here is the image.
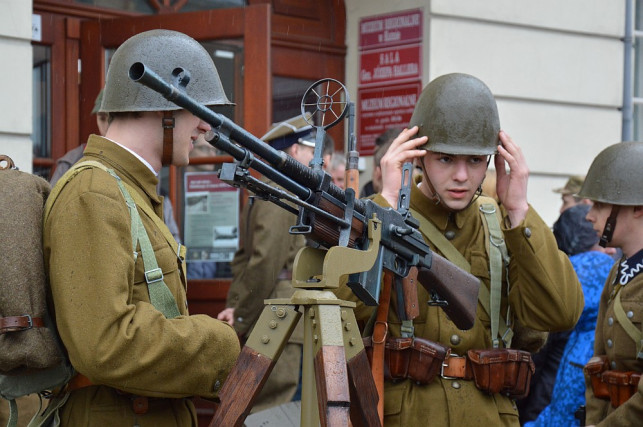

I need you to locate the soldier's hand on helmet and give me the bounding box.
[380,126,427,207]
[495,131,529,228]
[217,307,235,326]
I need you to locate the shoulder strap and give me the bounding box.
[476,196,513,348]
[44,160,181,319]
[613,287,643,359]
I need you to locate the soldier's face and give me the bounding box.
[173,109,211,167]
[420,152,488,211]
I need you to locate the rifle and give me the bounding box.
[128,62,480,330]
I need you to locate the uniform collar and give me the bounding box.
[82,135,161,205]
[617,248,643,286]
[409,174,472,230]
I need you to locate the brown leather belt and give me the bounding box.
[441,354,474,380]
[0,315,45,334]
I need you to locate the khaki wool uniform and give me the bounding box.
[336,178,584,426]
[43,136,240,426]
[227,179,305,412]
[585,261,643,425]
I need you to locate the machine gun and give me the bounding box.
[130,63,480,426]
[129,62,479,329]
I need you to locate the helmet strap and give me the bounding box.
[599,205,620,247]
[420,164,442,205]
[161,111,175,166]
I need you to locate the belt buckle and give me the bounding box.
[441,353,460,379]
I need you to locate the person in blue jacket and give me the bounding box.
[525,204,614,426]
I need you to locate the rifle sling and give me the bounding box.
[372,270,393,425]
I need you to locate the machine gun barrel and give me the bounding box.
[129,62,361,213]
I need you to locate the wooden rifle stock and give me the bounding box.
[416,254,480,330]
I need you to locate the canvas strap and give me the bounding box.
[44,160,181,319]
[410,199,512,348]
[613,287,643,359]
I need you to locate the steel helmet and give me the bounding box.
[577,141,643,205]
[409,73,500,155]
[101,29,232,112]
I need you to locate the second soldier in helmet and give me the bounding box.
[336,73,584,425]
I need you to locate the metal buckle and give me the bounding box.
[145,268,164,284]
[441,354,460,379]
[23,314,33,329]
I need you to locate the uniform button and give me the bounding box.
[607,339,613,348]
[450,334,461,345]
[611,361,617,369]
[451,381,461,389]
[627,311,634,319]
[445,230,456,240]
[608,317,614,326]
[523,228,532,238]
[213,380,221,391]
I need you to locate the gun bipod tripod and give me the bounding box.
[210,219,383,427]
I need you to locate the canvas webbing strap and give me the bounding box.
[410,201,512,347]
[478,198,513,348]
[613,287,643,359]
[45,161,181,319]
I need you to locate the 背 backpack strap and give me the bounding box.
[44,161,181,319]
[477,196,512,348]
[613,287,643,359]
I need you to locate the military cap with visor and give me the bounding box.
[261,114,315,151]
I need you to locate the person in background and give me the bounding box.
[42,30,239,425]
[217,115,315,413]
[49,89,108,186]
[328,151,346,189]
[525,204,613,427]
[581,142,643,426]
[360,127,401,198]
[553,175,591,214]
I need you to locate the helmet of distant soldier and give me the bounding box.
[409,73,500,155]
[100,29,232,112]
[577,141,643,205]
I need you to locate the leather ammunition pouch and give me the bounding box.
[365,337,534,397]
[602,371,641,408]
[584,355,610,400]
[467,348,535,399]
[364,337,449,385]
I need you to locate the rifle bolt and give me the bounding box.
[269,320,278,329]
[276,308,287,318]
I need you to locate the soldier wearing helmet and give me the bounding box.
[42,30,240,426]
[337,73,583,425]
[580,142,643,425]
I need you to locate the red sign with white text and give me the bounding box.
[359,9,422,50]
[357,82,422,156]
[360,44,421,86]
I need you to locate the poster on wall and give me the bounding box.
[357,8,423,156]
[184,172,239,279]
[357,81,422,155]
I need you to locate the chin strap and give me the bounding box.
[161,111,175,166]
[599,205,620,247]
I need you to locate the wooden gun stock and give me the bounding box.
[416,254,480,330]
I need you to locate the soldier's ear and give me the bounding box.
[633,205,643,218]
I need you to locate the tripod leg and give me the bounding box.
[310,304,351,426]
[341,308,381,427]
[210,303,301,427]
